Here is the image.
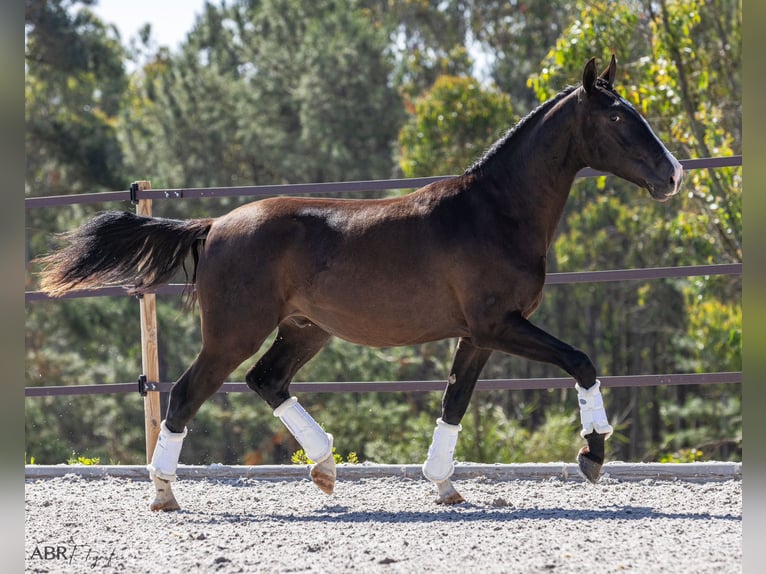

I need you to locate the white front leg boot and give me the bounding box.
[575,380,613,439]
[274,396,336,494]
[422,418,461,483]
[422,418,465,504]
[147,420,188,481]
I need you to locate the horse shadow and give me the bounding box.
[177,502,740,526]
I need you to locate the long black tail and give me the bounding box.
[37,211,214,297]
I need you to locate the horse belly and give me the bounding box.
[290,279,468,348]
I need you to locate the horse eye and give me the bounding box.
[610,113,621,123]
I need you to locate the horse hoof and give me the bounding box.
[150,496,181,512]
[433,478,465,505]
[310,458,336,495]
[436,491,466,505]
[150,476,181,511]
[577,445,603,484]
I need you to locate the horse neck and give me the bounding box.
[470,88,585,248]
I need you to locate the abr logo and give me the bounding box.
[29,545,69,560]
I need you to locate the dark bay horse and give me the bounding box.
[37,56,682,509]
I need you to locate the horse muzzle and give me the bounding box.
[646,154,684,202]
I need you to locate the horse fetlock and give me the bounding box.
[582,431,606,461]
[574,380,610,485]
[147,420,187,482]
[575,380,613,439]
[422,418,462,483]
[274,396,333,463]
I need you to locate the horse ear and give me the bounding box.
[583,57,598,94]
[599,54,617,86]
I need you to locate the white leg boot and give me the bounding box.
[575,380,612,484]
[147,420,187,481]
[422,418,465,504]
[147,420,187,511]
[575,380,613,439]
[274,396,335,494]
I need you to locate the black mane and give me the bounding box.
[464,85,579,176]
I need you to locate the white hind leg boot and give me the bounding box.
[273,396,333,463]
[274,396,336,495]
[576,380,613,439]
[147,420,187,481]
[422,418,461,483]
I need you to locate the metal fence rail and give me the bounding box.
[25,372,742,398]
[24,156,742,209]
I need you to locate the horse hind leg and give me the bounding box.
[149,422,186,511]
[149,333,269,511]
[245,319,336,494]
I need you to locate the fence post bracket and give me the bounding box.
[138,374,147,397]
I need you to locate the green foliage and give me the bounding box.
[528,0,742,264]
[119,0,403,195]
[659,449,704,463]
[25,0,128,194]
[468,0,580,114]
[372,0,474,100]
[680,278,741,373]
[398,75,513,177]
[291,448,359,465]
[659,387,741,460]
[457,403,583,464]
[67,452,101,465]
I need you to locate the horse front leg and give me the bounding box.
[575,380,613,482]
[423,338,491,504]
[472,311,612,483]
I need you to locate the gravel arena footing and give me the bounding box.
[25,463,742,573]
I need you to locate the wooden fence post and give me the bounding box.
[134,180,163,464]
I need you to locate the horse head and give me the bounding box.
[578,55,683,201]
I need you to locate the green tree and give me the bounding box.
[398,75,513,177]
[528,0,742,262]
[25,0,127,195]
[364,0,474,100]
[467,0,580,114]
[120,0,403,200]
